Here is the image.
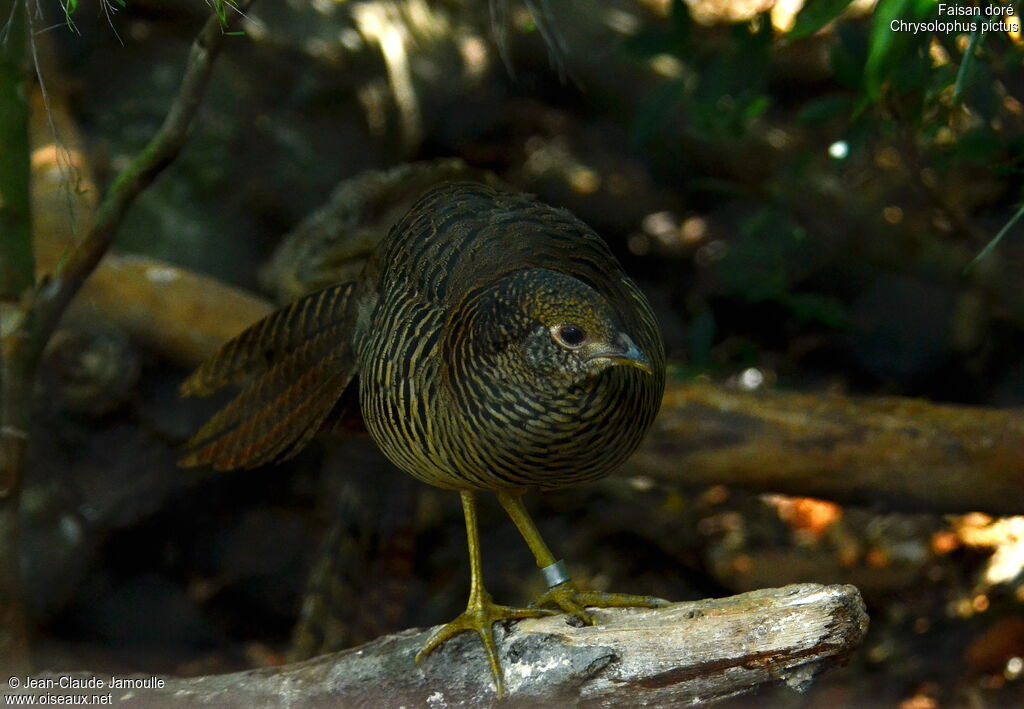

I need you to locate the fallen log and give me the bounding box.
[626,382,1024,516]
[10,583,867,708]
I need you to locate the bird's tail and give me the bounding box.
[179,282,358,470]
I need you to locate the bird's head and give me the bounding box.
[467,269,653,387]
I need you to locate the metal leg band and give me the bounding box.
[540,559,571,588]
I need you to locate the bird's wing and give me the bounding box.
[179,282,358,470]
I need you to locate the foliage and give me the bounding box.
[626,0,774,146]
[62,0,242,33]
[624,0,1024,374]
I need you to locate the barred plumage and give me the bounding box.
[180,181,666,696]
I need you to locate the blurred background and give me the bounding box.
[8,0,1024,707]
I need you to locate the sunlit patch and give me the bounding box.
[928,37,950,67]
[738,367,764,390]
[770,0,803,32]
[570,167,601,194]
[628,475,655,491]
[930,530,959,555]
[459,37,490,82]
[685,0,774,25]
[828,140,848,160]
[146,266,180,284]
[764,494,843,541]
[642,211,680,246]
[1007,656,1023,680]
[934,126,955,146]
[31,144,83,172]
[680,217,707,244]
[604,7,641,34]
[896,690,938,709]
[954,515,1024,587]
[352,0,454,150]
[649,53,684,78]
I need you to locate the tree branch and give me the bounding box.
[0,0,252,673]
[24,1,253,380]
[11,583,867,707]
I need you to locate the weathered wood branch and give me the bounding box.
[625,382,1024,516]
[11,583,866,707]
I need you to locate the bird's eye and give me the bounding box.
[555,324,587,347]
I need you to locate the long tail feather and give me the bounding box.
[180,327,355,469]
[180,282,354,398]
[179,282,360,470]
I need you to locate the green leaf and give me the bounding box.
[953,14,986,104]
[742,94,771,122]
[864,0,934,101]
[788,0,855,40]
[964,201,1024,273]
[830,22,868,90]
[214,0,230,27]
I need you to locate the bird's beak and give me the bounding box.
[587,333,653,374]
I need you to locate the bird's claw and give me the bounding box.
[416,593,555,697]
[532,580,670,625]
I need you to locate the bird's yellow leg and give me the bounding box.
[497,491,669,624]
[416,490,553,696]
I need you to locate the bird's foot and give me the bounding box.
[533,580,670,625]
[415,591,555,696]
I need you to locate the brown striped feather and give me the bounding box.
[180,322,355,469]
[180,282,354,397]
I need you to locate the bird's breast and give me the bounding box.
[361,312,656,491]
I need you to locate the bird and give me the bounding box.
[179,181,667,695]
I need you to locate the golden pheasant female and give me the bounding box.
[180,181,666,694]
